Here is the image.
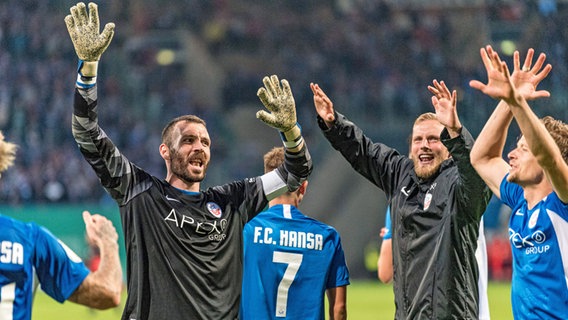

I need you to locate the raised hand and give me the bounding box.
[65,2,115,62]
[510,48,552,101]
[469,45,517,103]
[83,210,119,248]
[310,83,335,127]
[427,80,461,133]
[256,75,297,132]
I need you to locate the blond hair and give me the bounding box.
[408,112,441,147]
[413,112,439,126]
[0,131,17,173]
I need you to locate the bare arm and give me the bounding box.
[470,46,553,197]
[68,211,122,309]
[377,237,393,284]
[326,286,347,320]
[469,100,512,197]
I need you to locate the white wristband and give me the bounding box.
[76,74,97,89]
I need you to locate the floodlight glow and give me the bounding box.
[156,49,176,65]
[500,40,516,56]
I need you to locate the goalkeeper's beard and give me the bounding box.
[170,151,208,184]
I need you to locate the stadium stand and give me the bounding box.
[1,0,564,277]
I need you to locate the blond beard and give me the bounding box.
[413,158,443,180]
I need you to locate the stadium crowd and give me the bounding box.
[0,0,566,210]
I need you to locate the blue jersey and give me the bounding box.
[383,207,392,240]
[500,176,568,319]
[0,215,90,320]
[241,204,350,319]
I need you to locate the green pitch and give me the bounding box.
[31,280,512,319]
[332,280,513,319]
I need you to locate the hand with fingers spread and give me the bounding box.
[257,75,306,156]
[509,48,552,100]
[469,45,520,103]
[256,75,297,132]
[65,2,115,61]
[469,45,552,103]
[427,80,461,134]
[65,2,115,78]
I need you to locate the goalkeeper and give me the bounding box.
[65,2,312,320]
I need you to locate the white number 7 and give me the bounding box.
[273,251,303,318]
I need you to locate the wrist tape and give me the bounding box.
[76,60,98,89]
[279,124,303,151]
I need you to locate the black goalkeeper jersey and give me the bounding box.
[118,174,266,320]
[72,86,272,320]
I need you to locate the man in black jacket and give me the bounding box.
[311,80,491,319]
[65,3,312,319]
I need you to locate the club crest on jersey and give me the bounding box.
[206,202,223,218]
[528,209,539,229]
[424,193,432,210]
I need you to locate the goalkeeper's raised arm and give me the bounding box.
[256,75,313,194]
[65,2,114,88]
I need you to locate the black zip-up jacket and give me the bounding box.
[318,112,491,319]
[72,84,312,320]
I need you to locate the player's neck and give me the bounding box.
[167,177,201,192]
[522,180,553,209]
[269,197,299,208]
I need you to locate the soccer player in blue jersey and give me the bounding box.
[0,132,123,320]
[241,147,349,320]
[65,3,312,319]
[470,45,568,318]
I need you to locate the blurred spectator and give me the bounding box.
[1,0,568,204]
[487,236,513,281]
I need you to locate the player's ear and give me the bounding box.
[298,180,308,195]
[159,144,170,160]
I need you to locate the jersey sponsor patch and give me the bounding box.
[528,209,539,229]
[424,193,432,210]
[206,202,223,218]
